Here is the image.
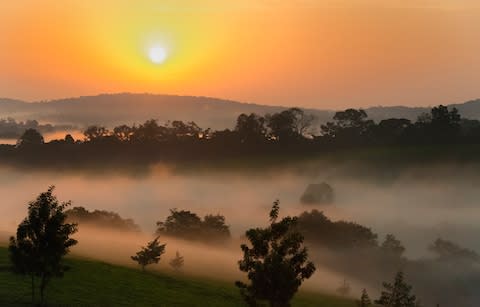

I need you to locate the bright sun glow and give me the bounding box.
[148,46,168,64]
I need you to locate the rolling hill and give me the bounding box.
[0,93,479,130]
[0,247,354,306]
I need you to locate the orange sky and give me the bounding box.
[1,1,479,109]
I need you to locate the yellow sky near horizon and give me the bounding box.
[1,1,479,109]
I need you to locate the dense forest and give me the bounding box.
[2,105,480,167]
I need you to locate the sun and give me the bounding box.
[148,46,168,64]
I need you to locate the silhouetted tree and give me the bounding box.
[375,271,417,307]
[8,186,77,305]
[113,124,134,142]
[64,134,75,144]
[235,113,267,143]
[169,251,184,271]
[17,128,44,146]
[236,200,316,307]
[429,105,461,141]
[156,209,231,243]
[168,120,202,139]
[357,289,372,307]
[296,210,378,250]
[202,214,231,241]
[266,108,310,142]
[131,237,166,271]
[132,119,168,142]
[156,209,202,238]
[83,125,110,141]
[406,106,462,144]
[333,109,369,127]
[321,109,373,143]
[290,108,315,137]
[431,105,460,127]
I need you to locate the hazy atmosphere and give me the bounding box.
[1,1,479,307]
[2,165,480,252]
[2,163,480,302]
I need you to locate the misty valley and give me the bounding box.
[1,105,480,306]
[1,158,480,306]
[2,1,480,304]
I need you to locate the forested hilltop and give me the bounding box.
[2,105,480,169]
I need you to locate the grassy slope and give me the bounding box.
[0,248,354,307]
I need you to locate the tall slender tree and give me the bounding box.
[375,271,417,307]
[9,186,77,305]
[169,251,185,272]
[357,289,372,307]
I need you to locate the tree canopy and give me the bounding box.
[375,271,417,307]
[8,186,77,305]
[17,128,45,146]
[131,237,166,271]
[296,210,378,250]
[357,289,372,307]
[156,209,231,243]
[66,206,140,232]
[236,200,316,307]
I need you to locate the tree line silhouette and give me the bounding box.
[4,104,480,167]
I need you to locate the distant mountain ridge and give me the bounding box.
[0,93,479,129]
[0,94,333,129]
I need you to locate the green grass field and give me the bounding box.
[0,247,354,306]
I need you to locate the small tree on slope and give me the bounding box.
[357,289,372,307]
[236,200,316,307]
[169,251,184,271]
[375,271,417,307]
[131,237,166,271]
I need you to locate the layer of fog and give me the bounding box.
[71,227,354,294]
[0,164,479,298]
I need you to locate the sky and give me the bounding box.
[1,0,479,109]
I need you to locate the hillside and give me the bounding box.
[0,247,354,307]
[0,94,333,130]
[0,94,479,130]
[366,99,480,122]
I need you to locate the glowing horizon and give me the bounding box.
[1,1,480,109]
